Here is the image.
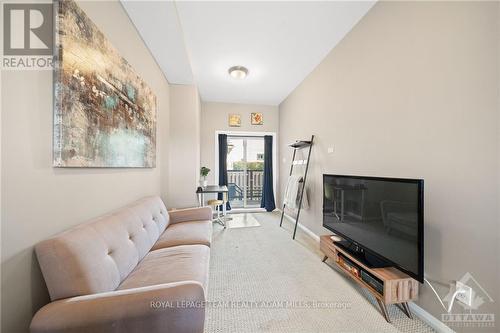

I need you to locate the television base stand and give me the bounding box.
[333,240,391,269]
[320,235,419,323]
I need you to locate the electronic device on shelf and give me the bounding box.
[360,270,384,295]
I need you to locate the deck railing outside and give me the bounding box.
[227,170,263,205]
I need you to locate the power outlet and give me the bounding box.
[455,281,473,307]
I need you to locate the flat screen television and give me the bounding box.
[323,174,424,282]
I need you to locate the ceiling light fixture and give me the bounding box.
[228,66,249,79]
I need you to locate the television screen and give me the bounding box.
[323,174,424,282]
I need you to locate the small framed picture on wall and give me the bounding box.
[251,112,263,125]
[228,114,241,127]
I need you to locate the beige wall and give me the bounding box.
[200,102,279,186]
[169,85,201,208]
[498,4,500,314]
[279,1,499,331]
[0,1,170,332]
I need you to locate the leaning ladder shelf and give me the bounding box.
[279,135,314,239]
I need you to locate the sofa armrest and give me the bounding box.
[168,207,212,224]
[30,281,205,333]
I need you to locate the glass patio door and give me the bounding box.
[226,136,264,208]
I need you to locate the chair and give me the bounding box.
[208,199,225,228]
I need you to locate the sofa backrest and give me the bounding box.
[35,196,169,301]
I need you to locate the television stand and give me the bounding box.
[320,235,418,323]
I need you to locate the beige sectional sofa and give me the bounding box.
[30,196,212,333]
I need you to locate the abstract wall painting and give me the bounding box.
[251,112,263,125]
[228,114,241,127]
[53,0,157,168]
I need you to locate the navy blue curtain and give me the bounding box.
[261,135,276,211]
[218,134,231,211]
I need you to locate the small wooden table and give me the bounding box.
[320,235,418,323]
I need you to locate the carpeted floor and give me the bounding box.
[204,212,435,333]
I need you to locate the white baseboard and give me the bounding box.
[408,303,455,333]
[276,209,454,333]
[277,209,320,242]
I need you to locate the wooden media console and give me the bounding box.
[320,235,419,322]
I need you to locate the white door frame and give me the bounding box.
[214,130,278,209]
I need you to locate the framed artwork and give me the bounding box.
[251,112,263,125]
[53,0,157,168]
[228,114,241,127]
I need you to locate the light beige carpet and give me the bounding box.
[205,212,435,333]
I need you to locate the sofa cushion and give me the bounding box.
[35,196,169,301]
[117,245,210,292]
[151,220,212,250]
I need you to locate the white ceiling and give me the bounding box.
[121,1,193,84]
[123,1,375,106]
